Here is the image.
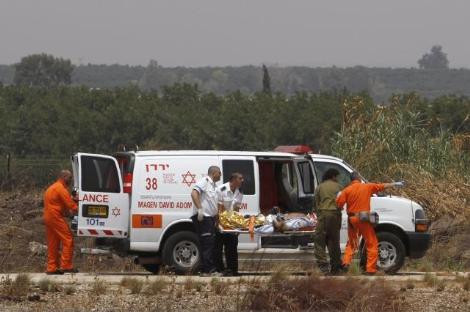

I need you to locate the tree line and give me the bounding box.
[0,47,468,103]
[0,84,467,159]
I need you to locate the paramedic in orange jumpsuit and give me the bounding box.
[43,170,78,274]
[336,172,403,275]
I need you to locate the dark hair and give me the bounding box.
[322,168,339,182]
[208,166,221,175]
[350,171,361,181]
[229,172,243,182]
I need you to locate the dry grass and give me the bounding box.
[64,285,76,295]
[120,277,144,294]
[0,274,31,298]
[241,274,406,312]
[37,278,51,292]
[422,272,447,291]
[423,272,438,287]
[456,274,470,291]
[144,279,168,295]
[37,278,60,292]
[210,278,229,296]
[89,278,106,295]
[346,262,362,276]
[405,280,415,290]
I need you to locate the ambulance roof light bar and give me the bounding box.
[274,145,313,155]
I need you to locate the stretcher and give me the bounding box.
[218,225,315,236]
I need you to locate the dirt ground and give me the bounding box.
[0,275,470,312]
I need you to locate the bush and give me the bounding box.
[144,279,168,295]
[241,275,405,312]
[331,96,469,221]
[1,274,30,298]
[120,277,144,294]
[90,279,106,296]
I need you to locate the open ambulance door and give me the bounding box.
[293,157,315,210]
[260,157,315,249]
[220,156,260,251]
[72,153,130,238]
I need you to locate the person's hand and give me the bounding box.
[393,181,405,188]
[197,209,204,222]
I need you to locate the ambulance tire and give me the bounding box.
[162,231,201,275]
[141,264,161,274]
[360,232,406,275]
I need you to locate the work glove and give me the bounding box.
[197,209,204,222]
[393,181,405,188]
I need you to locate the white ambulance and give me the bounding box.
[71,148,430,274]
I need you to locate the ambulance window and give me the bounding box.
[81,156,120,193]
[281,163,298,190]
[297,161,314,194]
[222,160,255,195]
[313,162,351,188]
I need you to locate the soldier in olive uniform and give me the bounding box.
[313,168,343,275]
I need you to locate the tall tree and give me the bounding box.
[14,53,74,87]
[262,64,271,94]
[418,45,449,70]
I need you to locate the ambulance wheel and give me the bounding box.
[360,232,406,274]
[162,231,201,274]
[141,264,160,274]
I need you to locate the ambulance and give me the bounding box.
[71,147,430,274]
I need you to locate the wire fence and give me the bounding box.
[0,154,70,189]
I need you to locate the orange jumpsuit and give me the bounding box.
[43,179,78,272]
[336,180,384,273]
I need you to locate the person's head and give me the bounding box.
[58,169,73,186]
[208,166,221,182]
[350,171,361,182]
[322,168,340,182]
[229,172,244,189]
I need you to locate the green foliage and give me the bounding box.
[0,84,467,188]
[331,95,469,182]
[3,59,470,102]
[14,54,74,87]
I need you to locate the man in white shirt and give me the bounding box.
[214,172,244,276]
[191,166,222,276]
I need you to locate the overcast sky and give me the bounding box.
[1,0,469,68]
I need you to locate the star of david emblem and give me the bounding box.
[112,207,121,217]
[181,171,196,187]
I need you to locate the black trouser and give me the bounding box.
[314,210,342,273]
[214,231,239,273]
[191,215,217,273]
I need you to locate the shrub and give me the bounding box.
[120,277,143,294]
[38,278,51,292]
[64,285,76,295]
[144,279,168,295]
[241,275,405,312]
[2,274,31,297]
[90,279,106,295]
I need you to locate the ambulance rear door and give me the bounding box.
[220,156,260,250]
[72,153,130,238]
[293,157,316,209]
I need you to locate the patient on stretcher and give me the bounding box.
[255,212,317,234]
[218,210,316,234]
